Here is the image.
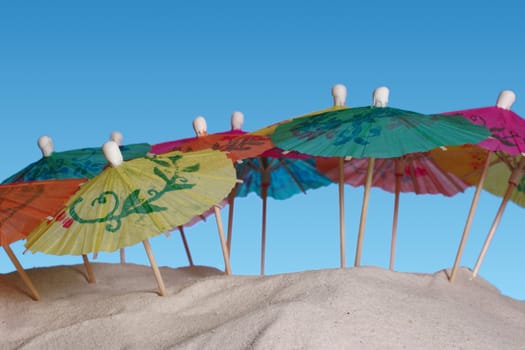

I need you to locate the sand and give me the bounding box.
[1,263,524,349]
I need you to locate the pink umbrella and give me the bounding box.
[317,152,470,270]
[446,90,525,282]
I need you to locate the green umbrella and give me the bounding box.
[270,85,491,267]
[2,132,150,184]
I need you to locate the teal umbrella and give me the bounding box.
[271,89,489,159]
[268,85,491,267]
[2,133,150,184]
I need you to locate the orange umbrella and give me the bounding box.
[1,178,85,300]
[151,113,272,162]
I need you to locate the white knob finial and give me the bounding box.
[37,135,54,157]
[192,116,208,137]
[231,111,244,130]
[373,86,389,107]
[110,131,123,146]
[331,84,347,107]
[102,141,123,167]
[496,90,516,110]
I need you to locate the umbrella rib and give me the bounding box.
[495,151,516,171]
[267,158,280,171]
[373,157,391,181]
[246,158,262,171]
[460,155,501,181]
[407,159,421,194]
[277,158,308,194]
[236,162,252,183]
[427,156,465,194]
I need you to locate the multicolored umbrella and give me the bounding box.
[316,150,471,270]
[268,85,491,267]
[1,178,85,300]
[442,90,525,282]
[25,144,237,296]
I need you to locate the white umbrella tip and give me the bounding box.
[37,135,54,157]
[109,131,123,145]
[373,86,389,107]
[331,84,347,107]
[231,111,244,130]
[193,116,208,136]
[496,90,516,110]
[102,140,123,167]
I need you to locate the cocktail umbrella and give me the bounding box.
[1,178,85,300]
[2,133,151,183]
[441,90,525,281]
[25,143,237,296]
[151,113,274,268]
[2,133,151,278]
[233,148,332,275]
[316,148,471,270]
[269,85,491,267]
[151,113,271,162]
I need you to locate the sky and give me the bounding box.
[1,1,524,300]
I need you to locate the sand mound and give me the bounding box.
[1,263,524,349]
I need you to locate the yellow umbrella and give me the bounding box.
[25,142,237,296]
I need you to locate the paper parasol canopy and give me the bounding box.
[25,148,236,255]
[25,144,237,296]
[2,134,150,184]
